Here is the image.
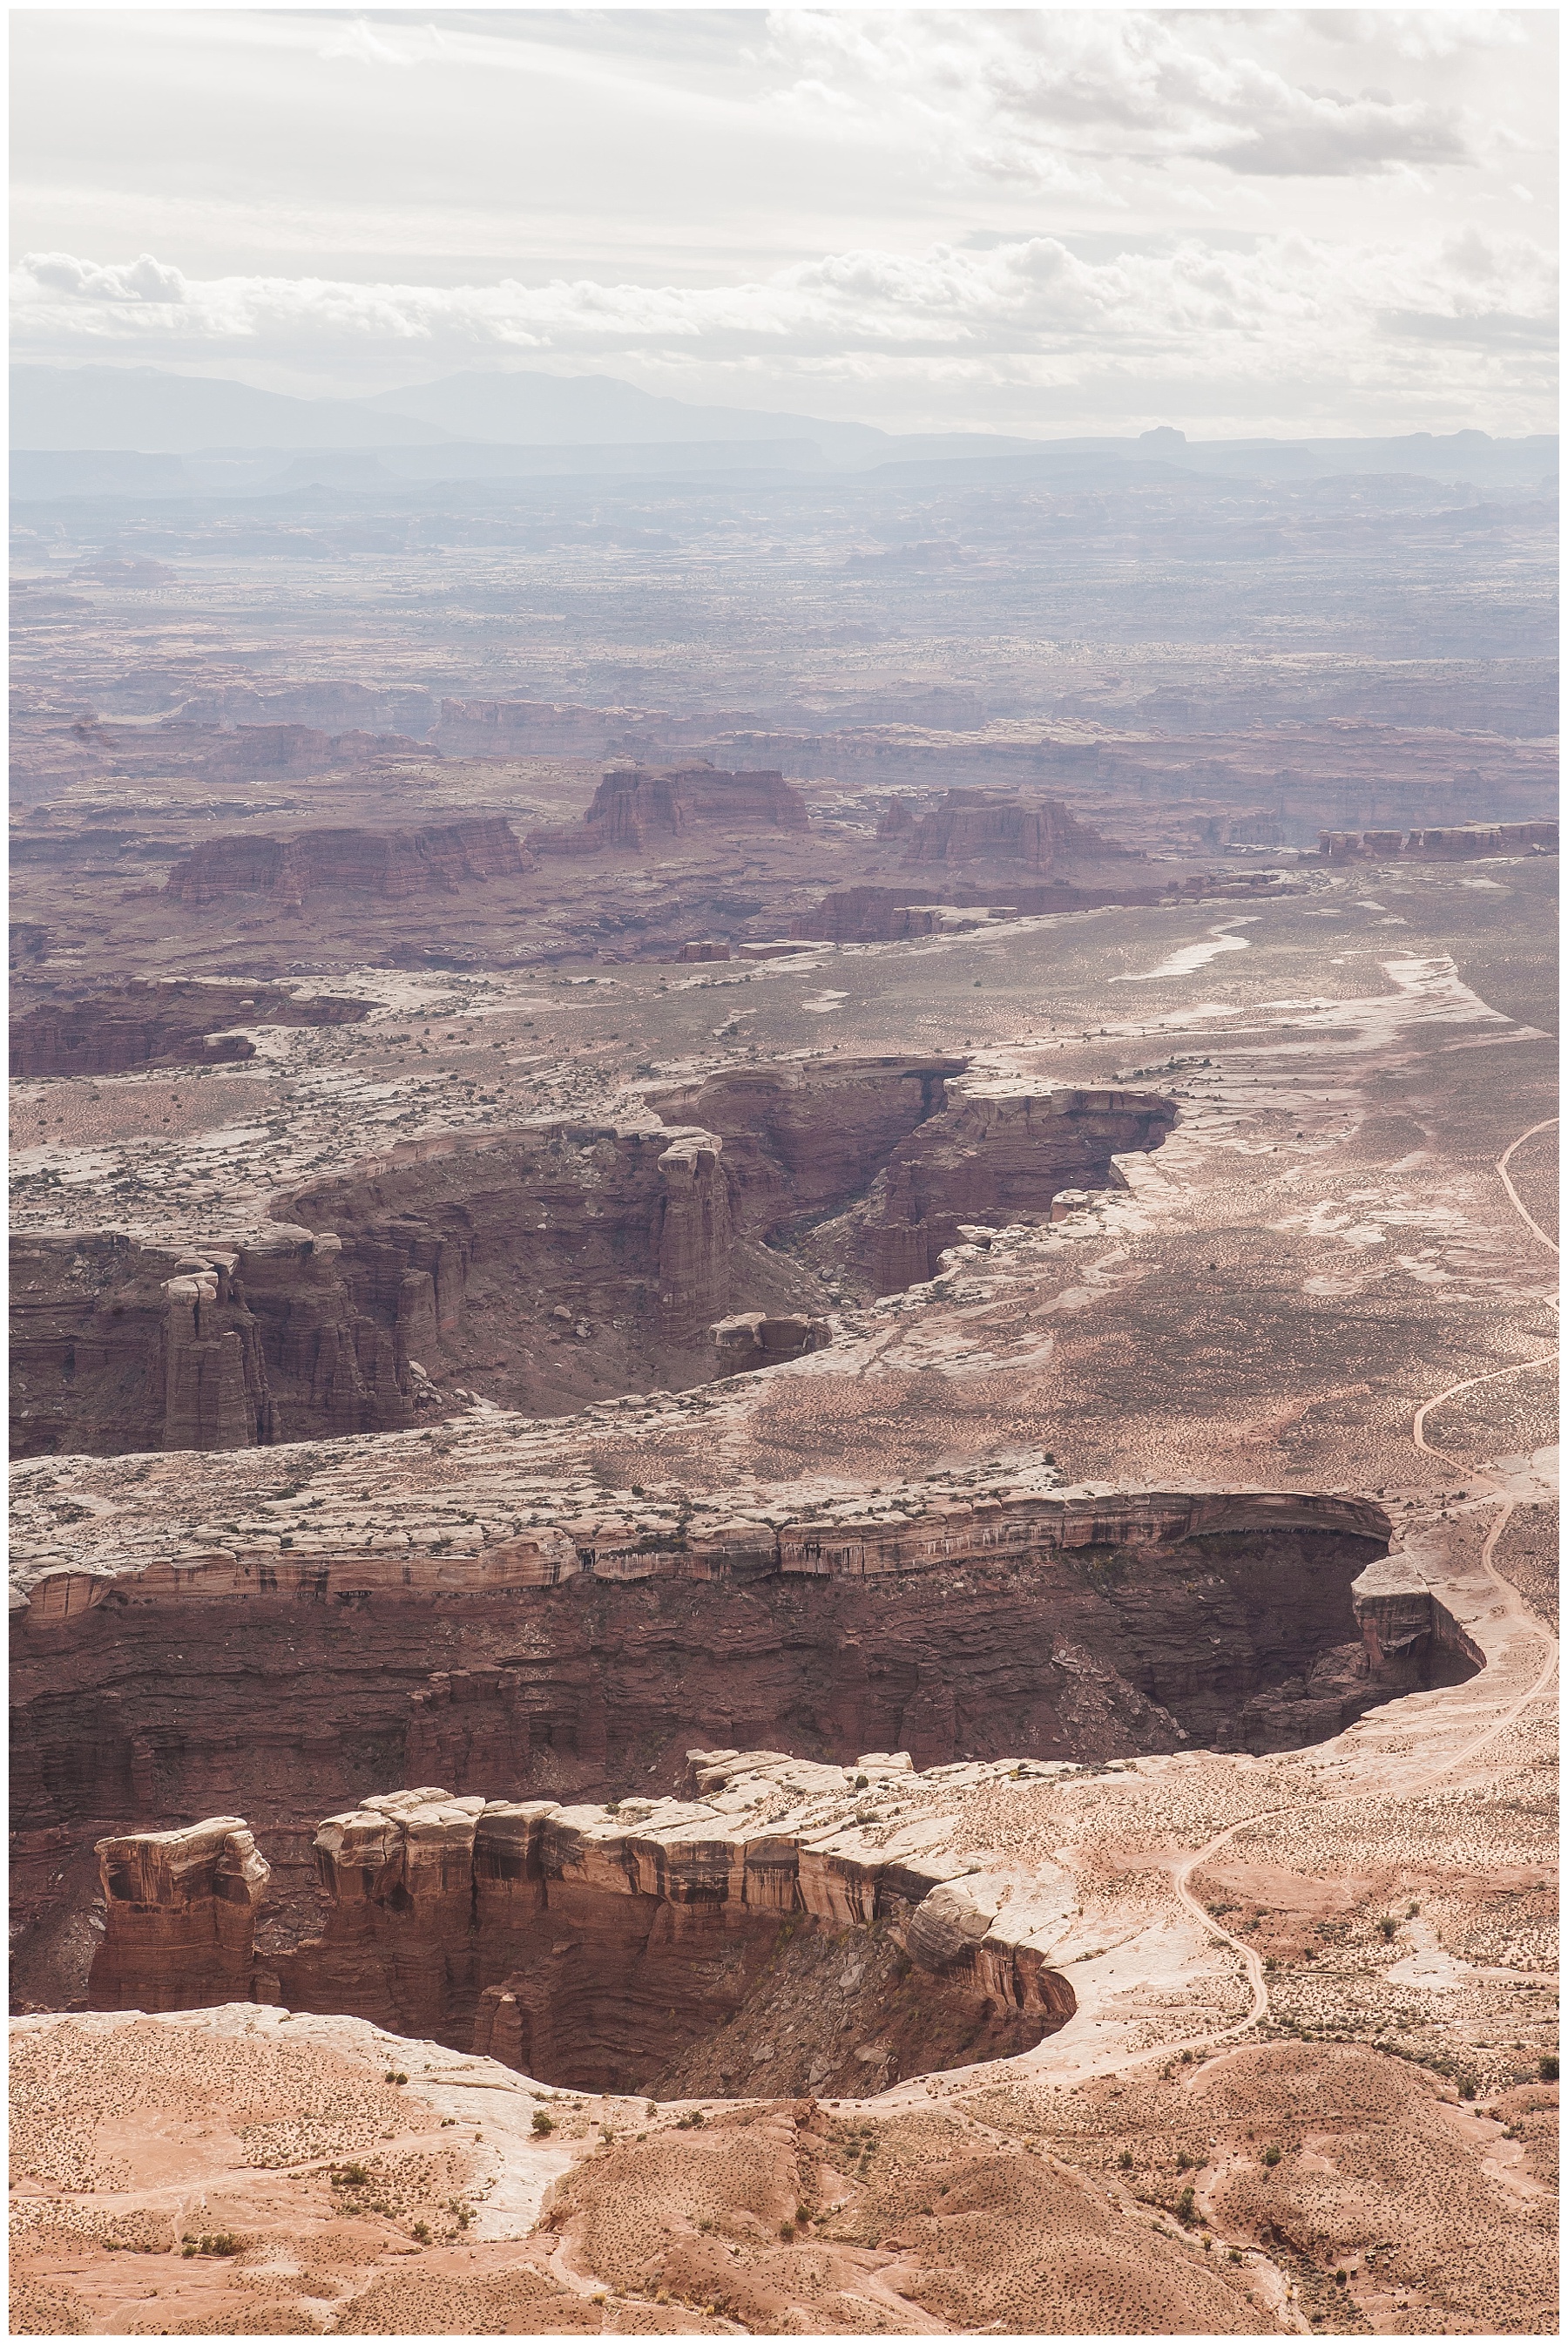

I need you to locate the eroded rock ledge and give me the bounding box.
[88,1752,1081,2097]
[14,1480,1387,1618]
[10,1056,1175,1457]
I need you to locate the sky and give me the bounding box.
[9,6,1559,439]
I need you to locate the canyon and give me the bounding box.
[10,1055,1177,1455]
[9,974,369,1079]
[9,399,1557,2337]
[85,1757,1081,2097]
[12,1469,1461,2036]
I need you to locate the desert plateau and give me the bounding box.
[10,10,1560,2338]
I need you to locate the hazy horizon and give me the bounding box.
[10,7,1558,442]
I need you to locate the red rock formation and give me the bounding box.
[645,1060,1174,1291]
[11,1067,1182,1458]
[712,1312,831,1375]
[14,1488,1396,1896]
[10,979,368,1079]
[164,816,531,906]
[1321,820,1558,860]
[87,1818,269,2012]
[158,1257,275,1453]
[642,1056,963,1230]
[10,1223,434,1460]
[14,1117,775,1458]
[850,1082,1179,1292]
[265,1777,1078,2090]
[899,790,1127,872]
[274,1791,489,2043]
[529,764,809,855]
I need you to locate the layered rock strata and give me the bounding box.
[21,1057,1164,1457]
[11,1225,417,1458]
[1319,819,1558,860]
[10,977,369,1078]
[645,1061,1176,1294]
[164,816,529,906]
[87,1761,1078,2091]
[528,763,809,854]
[11,1480,1417,2016]
[896,789,1129,872]
[87,1816,269,2012]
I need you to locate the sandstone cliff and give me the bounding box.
[87,1817,269,2012]
[529,764,809,855]
[10,1226,418,1459]
[88,1764,1078,2094]
[9,1067,1183,1457]
[10,978,368,1078]
[848,1081,1179,1292]
[896,790,1129,873]
[12,1478,1410,2023]
[164,816,530,906]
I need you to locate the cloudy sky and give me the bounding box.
[10,6,1558,437]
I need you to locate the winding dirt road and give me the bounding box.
[1055,1112,1562,2084]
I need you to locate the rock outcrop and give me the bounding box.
[529,764,809,855]
[164,816,530,906]
[849,1082,1179,1291]
[13,1480,1402,2011]
[10,1067,1182,1455]
[649,1060,1178,1294]
[712,1311,831,1374]
[97,1764,1077,2090]
[1319,819,1558,861]
[897,791,1128,872]
[87,1818,269,2012]
[10,1226,418,1459]
[642,1056,964,1232]
[10,978,369,1078]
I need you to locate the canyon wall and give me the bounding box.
[849,1084,1179,1291]
[86,1769,1077,2093]
[642,1056,963,1234]
[12,1120,771,1457]
[528,763,810,856]
[11,978,369,1078]
[11,1486,1405,2020]
[11,1226,420,1459]
[164,816,530,907]
[27,1055,1159,1456]
[86,1816,270,2014]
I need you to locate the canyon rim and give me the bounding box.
[9,6,1559,2338]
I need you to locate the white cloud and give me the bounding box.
[760,10,1478,181]
[12,224,1555,434]
[24,251,189,306]
[8,8,1554,434]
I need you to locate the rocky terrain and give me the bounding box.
[10,436,1558,2334]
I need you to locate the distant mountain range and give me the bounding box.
[10,364,1558,491]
